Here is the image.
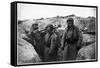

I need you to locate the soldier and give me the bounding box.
[26,23,45,61]
[61,18,82,61]
[44,24,58,61]
[27,23,39,45]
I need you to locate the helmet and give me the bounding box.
[67,18,74,23]
[32,23,38,30]
[45,24,54,31]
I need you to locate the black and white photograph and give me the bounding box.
[12,2,97,65]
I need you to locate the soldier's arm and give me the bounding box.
[77,27,83,47]
[61,29,67,49]
[48,34,57,55]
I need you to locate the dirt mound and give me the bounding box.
[76,43,96,60]
[17,22,41,65]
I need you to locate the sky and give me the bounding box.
[17,3,96,20]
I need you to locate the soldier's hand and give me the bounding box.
[61,46,64,50]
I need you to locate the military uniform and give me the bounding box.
[44,32,58,61]
[61,26,82,61]
[44,24,59,61]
